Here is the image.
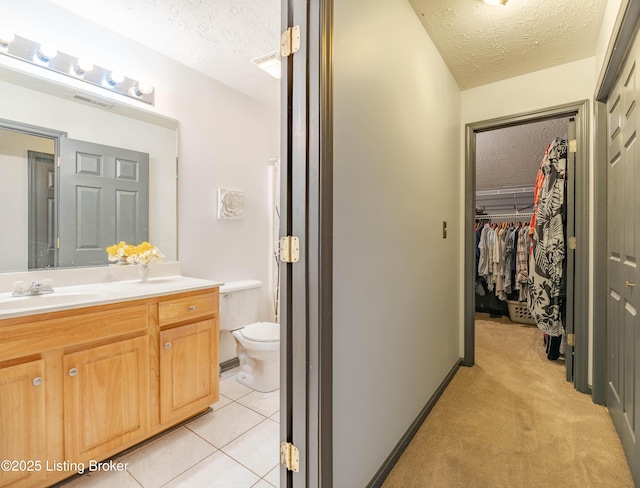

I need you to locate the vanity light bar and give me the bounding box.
[0,31,155,105]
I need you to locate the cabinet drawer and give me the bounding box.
[158,293,217,327]
[0,305,148,361]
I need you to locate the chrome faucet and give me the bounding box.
[28,282,43,295]
[11,280,54,296]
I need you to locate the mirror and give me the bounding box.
[0,68,178,273]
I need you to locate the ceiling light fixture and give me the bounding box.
[0,30,155,104]
[483,0,508,5]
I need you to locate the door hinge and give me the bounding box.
[568,236,577,250]
[56,237,60,249]
[280,442,300,472]
[281,25,300,57]
[566,333,575,347]
[57,156,61,167]
[280,236,300,263]
[569,139,577,153]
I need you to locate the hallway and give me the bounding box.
[382,315,632,487]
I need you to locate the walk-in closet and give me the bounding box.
[474,117,571,364]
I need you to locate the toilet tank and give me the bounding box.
[219,280,263,331]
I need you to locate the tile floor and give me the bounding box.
[60,368,281,488]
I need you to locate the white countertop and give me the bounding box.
[0,275,223,320]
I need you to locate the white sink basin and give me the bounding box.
[0,292,104,311]
[0,275,222,319]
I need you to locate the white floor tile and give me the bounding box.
[219,375,253,400]
[61,469,142,488]
[219,366,239,380]
[252,480,276,488]
[163,451,259,488]
[212,393,233,411]
[264,465,280,487]
[122,427,216,488]
[269,411,280,424]
[187,402,265,448]
[236,389,280,417]
[222,419,280,477]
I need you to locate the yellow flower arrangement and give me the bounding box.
[106,241,164,265]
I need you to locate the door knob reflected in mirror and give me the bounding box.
[626,281,637,288]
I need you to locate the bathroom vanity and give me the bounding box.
[0,276,221,488]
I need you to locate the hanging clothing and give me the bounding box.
[529,144,551,237]
[528,138,567,337]
[477,224,491,281]
[502,227,515,294]
[494,226,506,301]
[475,224,486,296]
[515,226,530,301]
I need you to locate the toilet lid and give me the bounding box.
[240,322,279,342]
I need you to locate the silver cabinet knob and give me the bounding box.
[626,281,637,288]
[68,368,78,377]
[189,305,196,312]
[165,342,172,349]
[32,377,43,386]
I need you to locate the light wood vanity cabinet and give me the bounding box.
[0,286,219,488]
[0,360,47,488]
[63,335,151,463]
[158,292,219,425]
[160,320,218,424]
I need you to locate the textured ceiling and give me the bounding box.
[476,117,570,192]
[47,0,608,105]
[48,0,281,107]
[409,0,608,89]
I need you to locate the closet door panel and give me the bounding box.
[607,34,640,484]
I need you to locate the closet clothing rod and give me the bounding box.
[476,212,533,220]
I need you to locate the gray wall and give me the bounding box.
[476,117,570,191]
[333,0,462,485]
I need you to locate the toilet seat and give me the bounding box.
[239,322,279,342]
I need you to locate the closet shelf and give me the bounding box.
[476,186,534,215]
[476,212,533,221]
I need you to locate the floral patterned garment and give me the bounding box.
[527,138,567,337]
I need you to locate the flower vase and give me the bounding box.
[138,263,150,281]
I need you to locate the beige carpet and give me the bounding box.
[382,315,633,488]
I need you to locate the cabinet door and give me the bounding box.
[0,360,46,488]
[63,336,149,462]
[160,320,218,424]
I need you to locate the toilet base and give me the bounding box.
[235,341,280,393]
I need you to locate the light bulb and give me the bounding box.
[37,43,57,62]
[137,81,153,95]
[0,26,14,46]
[106,70,124,85]
[75,58,94,75]
[129,81,154,97]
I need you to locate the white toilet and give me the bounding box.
[219,280,280,392]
